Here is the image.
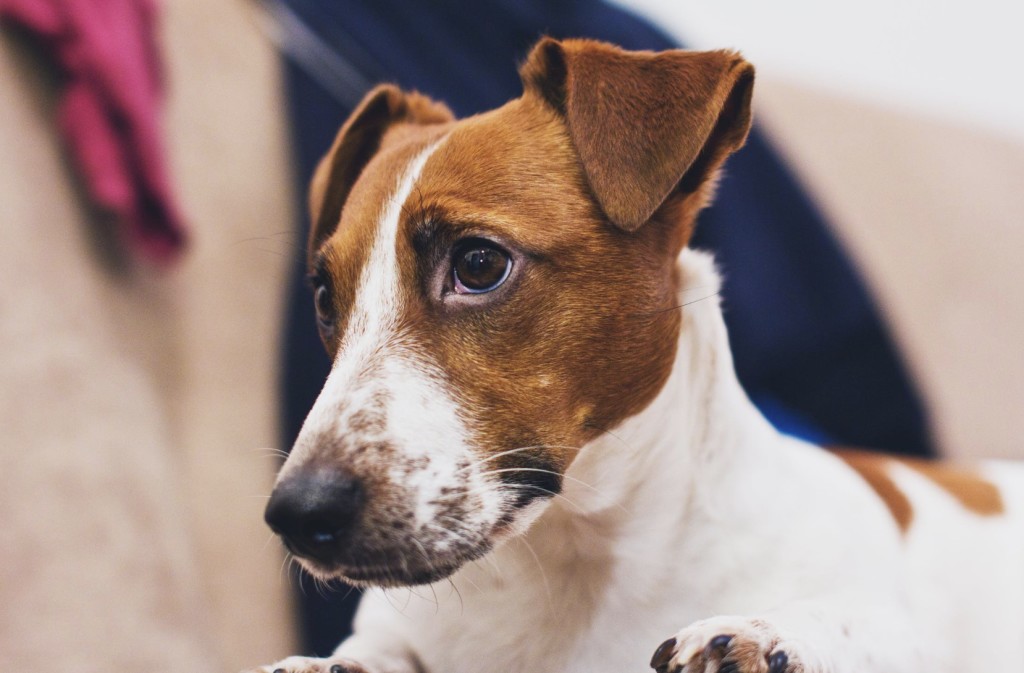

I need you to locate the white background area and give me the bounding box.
[614,0,1024,141]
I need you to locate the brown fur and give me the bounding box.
[396,95,683,473]
[904,458,1005,517]
[519,37,755,232]
[835,450,915,532]
[836,449,1004,533]
[720,637,776,673]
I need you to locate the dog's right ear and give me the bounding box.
[307,84,453,262]
[520,38,754,234]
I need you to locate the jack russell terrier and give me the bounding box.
[253,37,1024,673]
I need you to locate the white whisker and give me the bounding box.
[453,444,583,476]
[516,535,554,616]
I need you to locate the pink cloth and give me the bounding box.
[1,0,187,265]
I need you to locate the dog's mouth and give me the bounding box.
[294,542,493,588]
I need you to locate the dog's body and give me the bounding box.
[335,254,1024,673]
[254,39,1024,673]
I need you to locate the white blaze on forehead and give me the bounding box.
[293,139,446,454]
[286,136,506,531]
[344,138,444,364]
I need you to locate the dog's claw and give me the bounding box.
[707,634,733,653]
[768,651,789,673]
[651,636,677,671]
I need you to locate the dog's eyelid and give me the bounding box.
[414,215,524,253]
[307,254,333,290]
[413,216,477,252]
[446,228,543,263]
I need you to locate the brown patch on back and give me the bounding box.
[835,449,914,532]
[902,458,1005,517]
[835,449,1005,533]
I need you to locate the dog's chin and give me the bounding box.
[294,545,492,588]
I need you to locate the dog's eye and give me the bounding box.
[453,240,511,294]
[314,283,334,328]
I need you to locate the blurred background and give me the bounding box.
[0,1,1020,671]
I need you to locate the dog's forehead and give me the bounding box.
[411,98,599,246]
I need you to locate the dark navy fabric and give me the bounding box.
[278,0,934,656]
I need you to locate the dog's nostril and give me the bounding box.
[310,529,342,545]
[264,467,364,562]
[311,531,332,544]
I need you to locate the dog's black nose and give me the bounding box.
[264,468,364,563]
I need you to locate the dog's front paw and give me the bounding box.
[650,617,802,673]
[243,656,370,673]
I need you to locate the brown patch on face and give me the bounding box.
[305,84,453,356]
[835,449,914,533]
[389,96,683,476]
[347,408,385,436]
[835,448,1005,532]
[902,458,1005,517]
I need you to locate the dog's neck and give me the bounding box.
[520,249,780,558]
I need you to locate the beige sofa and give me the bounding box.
[1,2,1021,671]
[0,0,294,670]
[758,81,1024,461]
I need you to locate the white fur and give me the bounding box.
[260,248,1024,671]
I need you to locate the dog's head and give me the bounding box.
[265,38,754,586]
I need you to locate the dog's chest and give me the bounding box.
[365,510,712,673]
[398,556,688,673]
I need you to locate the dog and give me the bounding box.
[251,37,1024,673]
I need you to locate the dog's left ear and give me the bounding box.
[520,38,754,232]
[307,85,453,262]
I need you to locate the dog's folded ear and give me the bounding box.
[520,38,755,232]
[307,85,453,261]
